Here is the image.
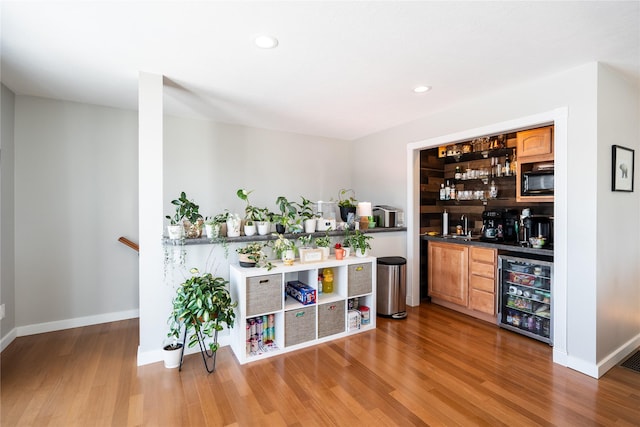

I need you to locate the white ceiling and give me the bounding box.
[2,1,639,140]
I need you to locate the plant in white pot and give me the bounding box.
[226,213,242,237]
[167,268,237,373]
[350,230,373,257]
[167,191,203,239]
[273,196,297,234]
[269,233,296,266]
[296,196,319,233]
[314,231,332,260]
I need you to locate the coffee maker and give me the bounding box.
[481,209,519,242]
[481,210,504,242]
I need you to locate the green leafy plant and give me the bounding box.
[314,230,332,248]
[268,233,296,258]
[296,196,318,220]
[167,268,237,352]
[273,196,297,229]
[337,188,357,208]
[298,234,313,247]
[350,230,373,252]
[236,242,274,270]
[166,191,201,225]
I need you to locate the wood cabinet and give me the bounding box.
[428,241,468,306]
[468,247,497,315]
[517,126,553,160]
[428,241,497,322]
[229,256,376,364]
[516,126,554,203]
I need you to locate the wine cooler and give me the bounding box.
[498,254,553,345]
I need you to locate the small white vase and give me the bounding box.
[282,249,295,265]
[343,247,351,258]
[167,225,183,240]
[226,218,241,237]
[257,221,270,235]
[355,248,369,257]
[205,223,219,239]
[244,224,257,236]
[304,218,317,233]
[319,246,330,260]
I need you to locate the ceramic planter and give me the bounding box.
[244,224,257,236]
[167,225,183,240]
[163,343,183,369]
[355,248,369,257]
[257,221,270,235]
[304,218,317,233]
[226,217,241,237]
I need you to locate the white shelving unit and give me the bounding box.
[229,256,377,364]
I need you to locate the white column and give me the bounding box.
[137,72,165,365]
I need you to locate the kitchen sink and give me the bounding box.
[441,234,480,241]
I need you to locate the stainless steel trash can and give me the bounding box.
[377,256,407,319]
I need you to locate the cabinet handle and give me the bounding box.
[356,266,363,271]
[328,305,336,311]
[295,311,305,317]
[259,279,269,284]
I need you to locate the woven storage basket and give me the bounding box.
[246,274,282,317]
[317,301,345,338]
[348,263,372,297]
[284,306,316,347]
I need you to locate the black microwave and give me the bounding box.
[523,169,554,196]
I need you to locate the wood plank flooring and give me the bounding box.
[2,303,639,426]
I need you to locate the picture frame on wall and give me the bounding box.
[612,145,635,192]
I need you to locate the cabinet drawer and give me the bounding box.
[318,301,345,339]
[246,274,282,317]
[285,306,316,347]
[469,289,495,316]
[470,260,495,279]
[469,274,495,293]
[470,247,495,264]
[348,263,372,297]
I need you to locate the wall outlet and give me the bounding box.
[0,304,5,320]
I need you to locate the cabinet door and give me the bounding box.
[517,126,553,159]
[428,242,468,306]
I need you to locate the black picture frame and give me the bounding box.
[612,145,635,192]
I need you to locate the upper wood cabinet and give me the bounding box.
[517,126,553,160]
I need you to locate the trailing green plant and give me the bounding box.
[167,268,237,352]
[236,242,274,270]
[337,188,357,208]
[342,227,354,248]
[166,191,201,225]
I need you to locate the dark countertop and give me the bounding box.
[421,234,554,258]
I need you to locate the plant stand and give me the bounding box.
[178,326,220,374]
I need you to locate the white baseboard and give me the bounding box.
[137,335,231,366]
[596,333,640,378]
[0,327,17,352]
[15,309,139,337]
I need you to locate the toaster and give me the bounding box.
[373,205,400,228]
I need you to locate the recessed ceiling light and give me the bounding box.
[413,85,432,93]
[254,35,279,49]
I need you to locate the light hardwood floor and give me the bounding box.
[2,303,639,426]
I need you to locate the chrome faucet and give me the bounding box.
[461,215,469,236]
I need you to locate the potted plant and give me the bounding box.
[236,242,274,270]
[342,228,353,257]
[255,207,272,236]
[167,268,237,372]
[269,233,296,265]
[296,196,319,233]
[162,337,183,369]
[166,191,203,238]
[314,231,332,260]
[165,210,184,240]
[350,230,373,257]
[274,196,297,233]
[237,188,259,236]
[337,188,357,223]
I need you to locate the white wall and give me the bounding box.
[137,114,354,363]
[13,96,139,333]
[1,84,16,347]
[596,64,640,365]
[352,62,640,377]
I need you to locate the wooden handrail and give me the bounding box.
[118,237,139,253]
